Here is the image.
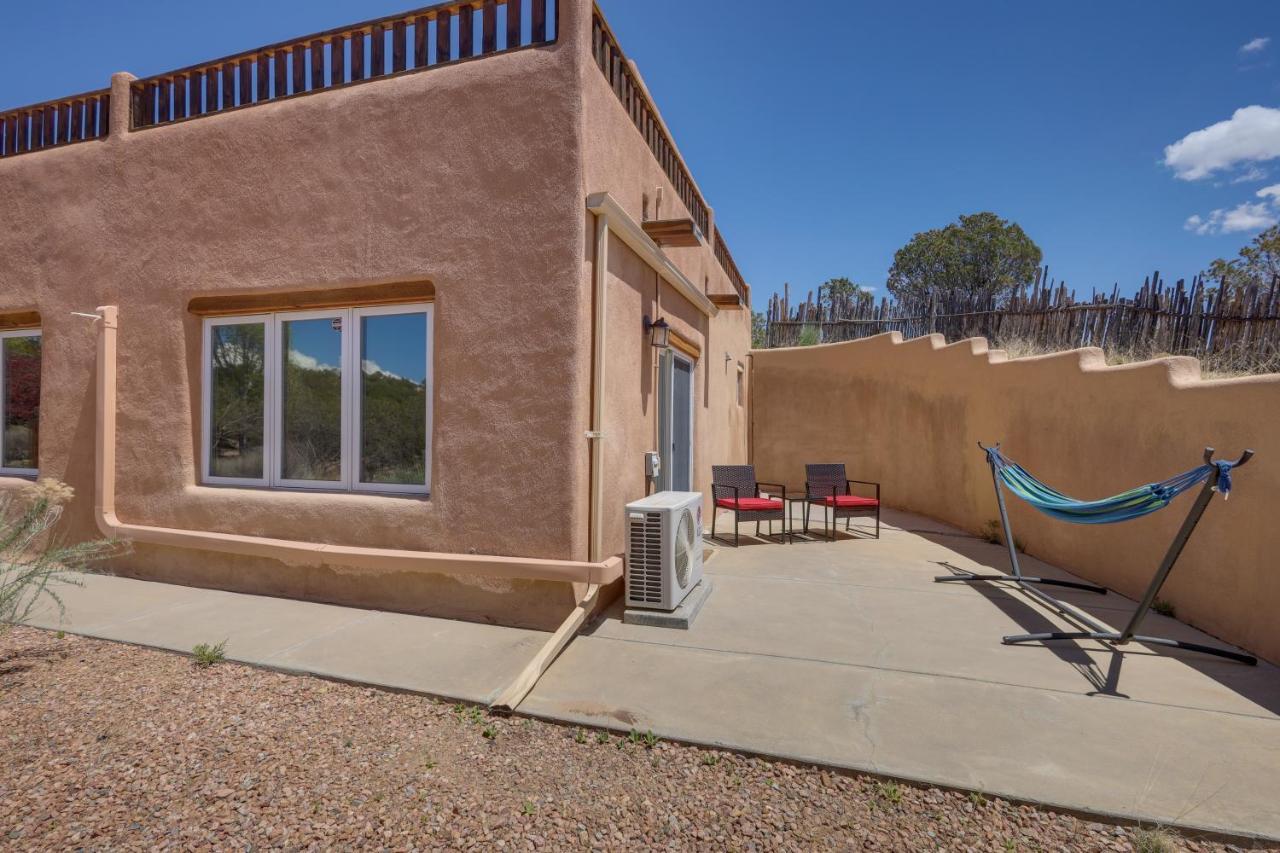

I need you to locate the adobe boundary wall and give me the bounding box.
[750,333,1279,664]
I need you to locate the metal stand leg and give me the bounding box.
[1001,630,1257,666]
[935,574,1109,593]
[934,452,1107,594]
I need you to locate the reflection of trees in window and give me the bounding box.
[2,336,41,470]
[281,323,343,482]
[361,369,427,484]
[209,324,265,479]
[359,311,427,486]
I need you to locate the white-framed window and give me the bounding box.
[0,328,41,477]
[201,304,432,494]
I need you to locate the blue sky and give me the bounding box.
[4,1,1278,307]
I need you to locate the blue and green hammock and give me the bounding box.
[984,445,1238,526]
[933,443,1256,666]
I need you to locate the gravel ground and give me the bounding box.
[0,626,1272,852]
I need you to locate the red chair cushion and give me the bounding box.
[820,495,879,508]
[716,497,783,511]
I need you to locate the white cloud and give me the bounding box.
[361,359,403,381]
[1163,106,1280,181]
[287,349,337,372]
[1186,183,1280,235]
[1185,202,1278,236]
[1229,165,1269,184]
[1240,36,1271,54]
[1222,202,1278,231]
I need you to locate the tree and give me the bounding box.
[818,277,873,317]
[886,212,1042,302]
[751,311,768,349]
[1205,225,1280,296]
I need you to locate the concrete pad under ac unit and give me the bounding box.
[623,578,713,629]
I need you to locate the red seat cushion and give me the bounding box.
[716,497,783,511]
[820,495,879,508]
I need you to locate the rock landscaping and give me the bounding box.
[0,627,1269,851]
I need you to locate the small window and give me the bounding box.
[0,329,41,476]
[202,304,432,494]
[736,363,745,407]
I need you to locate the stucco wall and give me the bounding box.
[0,22,591,628]
[571,5,752,555]
[0,0,751,623]
[750,334,1279,663]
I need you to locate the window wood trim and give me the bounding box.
[669,329,702,361]
[188,281,434,317]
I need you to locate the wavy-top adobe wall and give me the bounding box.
[750,333,1279,664]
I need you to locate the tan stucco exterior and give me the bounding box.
[0,0,750,628]
[750,334,1278,664]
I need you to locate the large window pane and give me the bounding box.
[281,317,343,482]
[2,335,40,470]
[208,323,265,479]
[359,312,427,485]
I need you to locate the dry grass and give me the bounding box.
[1,626,1270,851]
[991,334,1280,378]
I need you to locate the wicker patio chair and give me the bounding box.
[710,464,787,547]
[804,463,881,539]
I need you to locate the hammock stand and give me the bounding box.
[935,443,1256,666]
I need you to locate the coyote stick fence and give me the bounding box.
[763,268,1280,375]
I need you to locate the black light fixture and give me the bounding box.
[644,315,671,349]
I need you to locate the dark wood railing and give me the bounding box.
[714,226,747,303]
[590,8,707,236]
[591,6,747,305]
[0,90,111,158]
[130,0,554,130]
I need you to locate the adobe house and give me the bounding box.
[0,0,752,631]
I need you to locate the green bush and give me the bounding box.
[192,640,228,668]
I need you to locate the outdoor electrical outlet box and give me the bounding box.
[645,451,661,479]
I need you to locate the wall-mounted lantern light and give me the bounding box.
[644,315,671,349]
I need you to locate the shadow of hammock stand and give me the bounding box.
[936,443,1257,666]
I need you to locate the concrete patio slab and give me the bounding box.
[264,609,547,704]
[520,507,1280,841]
[24,576,546,706]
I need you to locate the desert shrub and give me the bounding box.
[0,479,121,635]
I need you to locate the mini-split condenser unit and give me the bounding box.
[624,491,704,610]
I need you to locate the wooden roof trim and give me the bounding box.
[709,293,744,309]
[641,218,703,248]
